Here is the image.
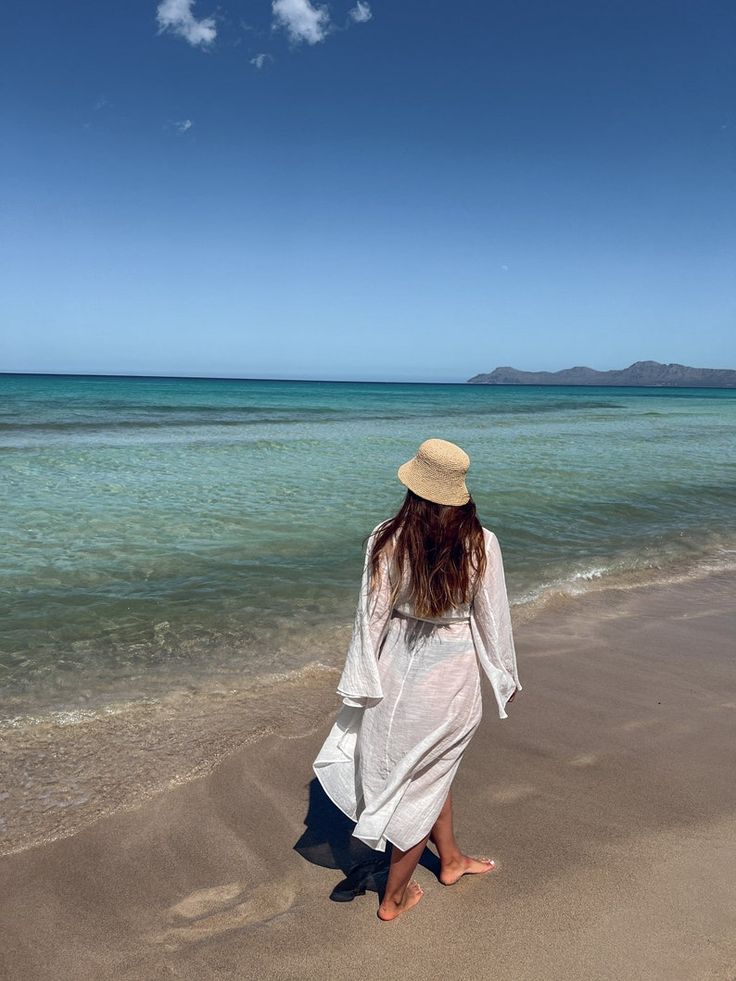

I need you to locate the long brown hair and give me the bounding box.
[368,490,487,619]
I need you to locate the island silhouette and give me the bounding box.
[468,360,736,388]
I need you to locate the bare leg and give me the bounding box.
[430,789,497,885]
[429,788,463,864]
[377,835,427,921]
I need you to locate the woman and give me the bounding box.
[313,437,521,921]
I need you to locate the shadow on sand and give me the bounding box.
[293,778,440,902]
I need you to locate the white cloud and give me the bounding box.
[272,0,330,45]
[349,2,372,23]
[156,0,216,47]
[250,53,273,69]
[174,119,193,132]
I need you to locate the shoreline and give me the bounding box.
[6,531,736,728]
[3,548,736,859]
[1,569,735,979]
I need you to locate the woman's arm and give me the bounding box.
[335,525,393,707]
[469,529,521,719]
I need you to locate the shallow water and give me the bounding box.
[2,373,735,724]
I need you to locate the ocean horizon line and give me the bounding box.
[3,370,464,386]
[3,370,736,391]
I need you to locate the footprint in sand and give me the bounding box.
[568,753,598,767]
[490,784,536,803]
[147,881,297,950]
[167,882,245,923]
[619,719,657,732]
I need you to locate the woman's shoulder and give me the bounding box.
[365,518,394,551]
[481,527,505,558]
[369,518,392,537]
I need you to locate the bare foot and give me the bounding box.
[377,880,424,921]
[439,854,497,886]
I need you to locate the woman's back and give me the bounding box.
[380,523,491,625]
[368,483,489,624]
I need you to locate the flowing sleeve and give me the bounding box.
[469,529,522,720]
[335,524,393,708]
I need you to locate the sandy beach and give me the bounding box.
[2,570,735,981]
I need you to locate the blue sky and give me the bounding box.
[2,0,734,382]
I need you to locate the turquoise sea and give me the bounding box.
[1,372,735,852]
[2,372,736,722]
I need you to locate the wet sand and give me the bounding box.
[1,572,735,981]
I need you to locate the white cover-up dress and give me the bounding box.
[313,522,521,853]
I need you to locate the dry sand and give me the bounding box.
[1,571,735,981]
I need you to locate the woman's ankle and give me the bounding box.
[382,888,407,907]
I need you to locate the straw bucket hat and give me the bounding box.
[397,438,471,507]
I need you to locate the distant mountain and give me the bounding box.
[467,360,736,388]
